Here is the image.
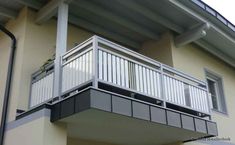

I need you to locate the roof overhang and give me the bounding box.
[2,0,235,67]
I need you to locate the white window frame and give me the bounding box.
[205,70,227,114]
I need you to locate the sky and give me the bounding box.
[202,0,235,25]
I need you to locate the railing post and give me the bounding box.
[160,64,166,107]
[28,75,33,109]
[92,36,99,88]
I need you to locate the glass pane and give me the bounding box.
[207,79,216,96]
[207,79,218,110]
[211,95,218,110]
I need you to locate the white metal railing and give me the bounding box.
[29,36,211,116]
[97,49,162,100]
[30,64,54,108]
[62,47,93,93]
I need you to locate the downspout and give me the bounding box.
[0,25,17,145]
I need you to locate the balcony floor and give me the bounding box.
[51,88,217,145]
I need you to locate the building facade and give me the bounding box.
[0,0,234,145]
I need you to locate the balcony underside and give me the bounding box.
[51,88,217,145]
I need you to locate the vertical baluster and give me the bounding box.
[42,77,46,103]
[78,56,82,85]
[98,50,103,80]
[33,83,37,106]
[121,58,125,87]
[179,81,184,105]
[48,74,51,99]
[125,60,129,88]
[175,79,180,104]
[62,65,66,92]
[174,79,179,104]
[139,66,143,93]
[182,83,186,105]
[170,77,175,103]
[195,87,200,111]
[31,84,35,107]
[39,78,43,103]
[150,70,154,96]
[107,53,112,83]
[203,91,209,113]
[112,55,116,84]
[75,58,78,86]
[85,51,89,82]
[38,79,42,104]
[153,72,157,97]
[82,54,86,83]
[51,73,54,98]
[143,67,147,94]
[89,51,93,80]
[72,59,76,87]
[116,57,121,85]
[192,86,198,109]
[129,63,133,89]
[166,76,170,101]
[200,90,205,112]
[157,73,161,99]
[180,81,184,105]
[66,63,70,90]
[198,88,203,111]
[103,52,108,81]
[68,62,72,89]
[37,81,40,105]
[146,69,150,95]
[190,86,194,109]
[45,76,49,101]
[134,64,138,91]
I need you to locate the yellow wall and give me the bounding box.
[0,7,28,123]
[172,40,235,144]
[0,7,93,122]
[4,116,67,145]
[139,31,174,66]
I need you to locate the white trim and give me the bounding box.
[6,109,50,131]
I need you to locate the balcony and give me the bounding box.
[28,36,217,144]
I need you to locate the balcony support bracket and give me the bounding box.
[174,23,210,47]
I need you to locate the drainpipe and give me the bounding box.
[0,25,17,145]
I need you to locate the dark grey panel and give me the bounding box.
[50,88,216,138]
[60,97,75,118]
[166,111,181,128]
[51,103,61,122]
[132,101,150,120]
[195,118,207,133]
[75,90,91,112]
[150,106,166,124]
[181,114,195,131]
[90,90,111,112]
[112,96,132,116]
[207,121,218,136]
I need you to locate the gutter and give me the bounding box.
[0,25,17,145]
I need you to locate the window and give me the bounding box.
[206,71,227,113]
